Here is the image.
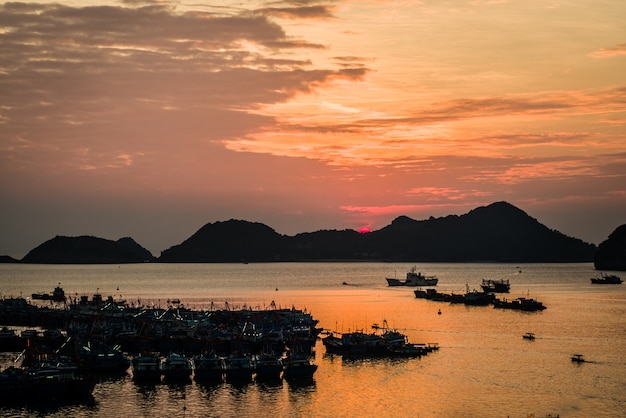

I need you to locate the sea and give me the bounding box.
[0,262,625,418]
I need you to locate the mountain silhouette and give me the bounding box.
[158,202,596,263]
[21,236,156,264]
[159,220,284,263]
[360,201,595,262]
[594,224,626,271]
[6,202,600,264]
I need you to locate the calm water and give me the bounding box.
[1,262,625,417]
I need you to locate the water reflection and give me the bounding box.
[286,378,316,393]
[1,263,624,417]
[256,379,284,389]
[0,395,96,417]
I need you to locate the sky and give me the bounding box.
[1,0,625,258]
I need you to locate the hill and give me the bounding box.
[594,224,626,271]
[0,255,19,263]
[158,202,597,262]
[11,202,599,263]
[159,220,285,263]
[21,236,156,264]
[360,201,595,262]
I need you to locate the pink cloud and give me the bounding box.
[589,43,626,59]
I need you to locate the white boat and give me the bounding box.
[386,266,438,286]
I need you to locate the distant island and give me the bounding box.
[20,236,156,264]
[2,202,607,265]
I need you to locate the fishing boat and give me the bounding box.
[322,330,388,356]
[1,361,96,399]
[387,343,425,358]
[192,353,223,382]
[493,297,546,311]
[77,343,130,374]
[523,332,535,340]
[386,266,438,286]
[480,278,511,293]
[253,353,283,380]
[131,353,161,382]
[31,283,66,302]
[222,354,254,382]
[282,353,318,380]
[160,353,192,382]
[464,288,496,306]
[590,273,622,284]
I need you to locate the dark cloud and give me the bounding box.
[0,1,367,166]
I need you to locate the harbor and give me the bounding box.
[0,262,623,417]
[1,284,439,391]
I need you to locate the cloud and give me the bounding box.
[224,86,626,168]
[589,43,626,59]
[405,187,493,201]
[256,5,336,20]
[0,1,367,181]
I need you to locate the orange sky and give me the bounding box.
[1,0,625,258]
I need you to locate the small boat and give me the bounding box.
[31,283,66,302]
[464,288,495,306]
[480,278,511,293]
[222,355,254,382]
[493,296,546,311]
[386,266,438,287]
[131,353,161,382]
[590,273,622,284]
[253,353,283,381]
[387,343,425,358]
[160,353,192,382]
[1,361,96,400]
[282,353,318,380]
[571,354,585,363]
[77,343,131,374]
[523,332,535,340]
[322,330,388,356]
[192,353,223,382]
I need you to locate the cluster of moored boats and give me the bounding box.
[388,267,622,311]
[389,268,548,311]
[0,358,96,401]
[130,350,317,384]
[0,287,325,399]
[0,346,318,401]
[322,321,439,358]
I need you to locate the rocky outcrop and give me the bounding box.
[594,224,626,271]
[0,255,19,263]
[21,236,155,264]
